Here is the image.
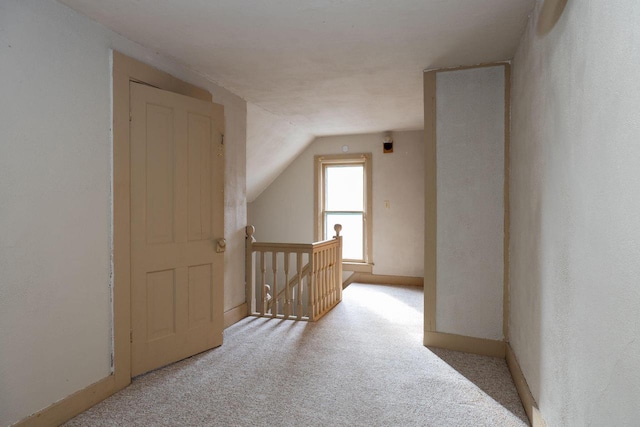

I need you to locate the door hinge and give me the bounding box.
[130,330,133,343]
[221,133,224,145]
[129,112,133,122]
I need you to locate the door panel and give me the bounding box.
[145,103,176,245]
[147,269,177,341]
[188,264,213,329]
[187,112,213,242]
[130,82,224,376]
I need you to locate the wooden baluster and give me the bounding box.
[325,249,329,313]
[316,250,321,316]
[325,248,330,310]
[334,224,343,303]
[272,251,278,317]
[320,249,325,314]
[310,251,317,320]
[308,252,313,320]
[315,250,320,317]
[333,245,338,304]
[321,249,327,312]
[332,246,337,305]
[284,252,290,319]
[296,252,303,319]
[245,225,256,315]
[327,248,332,307]
[260,251,266,316]
[324,247,330,311]
[328,246,334,307]
[318,250,323,317]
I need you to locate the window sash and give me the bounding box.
[323,211,365,262]
[324,165,364,211]
[314,153,372,266]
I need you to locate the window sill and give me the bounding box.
[342,262,373,273]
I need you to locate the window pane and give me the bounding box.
[325,213,363,261]
[325,165,363,211]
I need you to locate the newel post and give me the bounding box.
[245,225,256,314]
[333,224,343,301]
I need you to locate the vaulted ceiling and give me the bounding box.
[60,0,534,201]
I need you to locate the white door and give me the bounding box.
[130,82,225,376]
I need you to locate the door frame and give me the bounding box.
[422,63,511,357]
[112,51,212,388]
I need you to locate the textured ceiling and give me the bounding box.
[60,0,534,200]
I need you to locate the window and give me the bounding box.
[315,153,372,270]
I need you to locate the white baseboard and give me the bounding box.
[506,343,546,426]
[424,331,505,358]
[13,376,121,427]
[224,303,248,329]
[345,272,424,288]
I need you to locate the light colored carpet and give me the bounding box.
[65,283,528,426]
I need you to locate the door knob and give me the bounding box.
[216,238,226,253]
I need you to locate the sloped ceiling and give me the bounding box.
[60,0,534,201]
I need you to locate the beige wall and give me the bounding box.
[248,131,424,278]
[246,103,313,202]
[510,0,640,425]
[435,66,505,341]
[220,90,248,313]
[0,1,246,425]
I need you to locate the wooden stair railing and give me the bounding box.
[245,224,343,321]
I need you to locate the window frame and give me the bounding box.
[314,153,373,272]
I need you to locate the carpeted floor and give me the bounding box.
[65,283,528,426]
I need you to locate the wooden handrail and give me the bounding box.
[252,242,314,251]
[311,238,339,248]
